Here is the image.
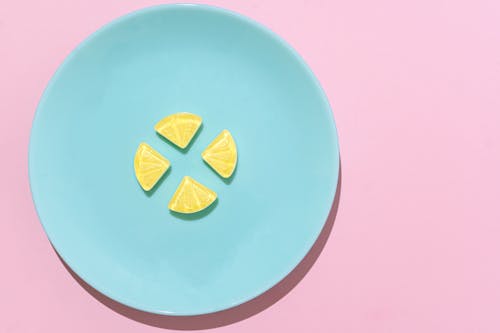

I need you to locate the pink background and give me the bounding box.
[2,0,500,332]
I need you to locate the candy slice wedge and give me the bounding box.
[154,113,202,149]
[134,143,170,191]
[168,176,217,214]
[201,130,237,178]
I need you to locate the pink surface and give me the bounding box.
[1,0,500,332]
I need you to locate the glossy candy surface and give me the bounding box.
[155,113,202,149]
[168,176,217,213]
[134,143,170,191]
[202,130,237,179]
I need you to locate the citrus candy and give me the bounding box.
[201,129,237,178]
[134,143,170,191]
[168,176,217,213]
[154,113,202,149]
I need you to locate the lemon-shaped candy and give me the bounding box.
[202,130,237,178]
[134,143,170,191]
[168,176,217,213]
[155,113,202,149]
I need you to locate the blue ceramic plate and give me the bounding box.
[29,4,339,315]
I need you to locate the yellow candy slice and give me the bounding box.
[154,113,202,149]
[168,176,217,213]
[201,130,237,178]
[134,143,170,191]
